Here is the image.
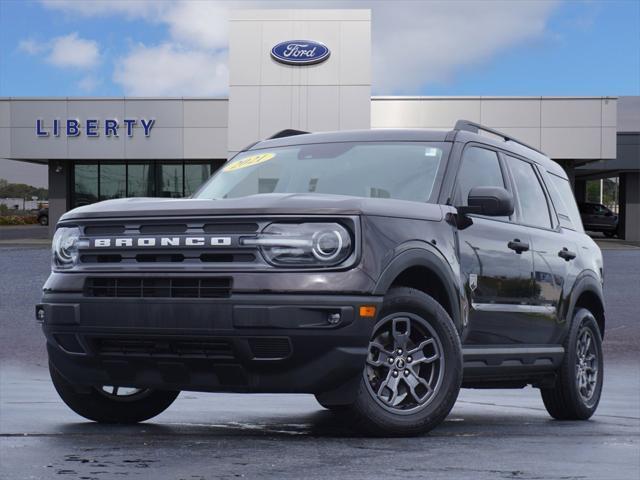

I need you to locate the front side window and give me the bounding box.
[455,146,506,206]
[194,142,447,203]
[508,157,552,229]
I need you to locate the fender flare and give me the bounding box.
[565,271,605,337]
[373,246,462,331]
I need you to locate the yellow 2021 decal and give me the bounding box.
[223,153,275,172]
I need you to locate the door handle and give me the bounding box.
[507,239,530,253]
[558,247,577,261]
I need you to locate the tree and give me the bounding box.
[0,178,48,200]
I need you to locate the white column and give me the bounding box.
[228,9,371,157]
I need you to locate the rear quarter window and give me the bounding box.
[546,173,584,232]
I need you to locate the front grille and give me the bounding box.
[77,218,266,268]
[85,277,232,298]
[92,337,234,359]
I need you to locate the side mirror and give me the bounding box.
[458,186,514,217]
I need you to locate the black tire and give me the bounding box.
[603,230,616,238]
[39,215,48,226]
[541,308,603,420]
[50,362,180,423]
[349,287,462,436]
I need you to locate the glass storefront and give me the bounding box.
[99,163,126,201]
[73,163,99,206]
[71,160,222,208]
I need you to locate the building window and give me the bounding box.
[157,162,184,198]
[185,162,214,196]
[99,163,126,201]
[71,160,222,208]
[73,163,98,207]
[127,162,156,198]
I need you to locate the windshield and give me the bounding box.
[194,141,447,202]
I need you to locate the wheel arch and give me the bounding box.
[567,273,605,338]
[373,247,462,332]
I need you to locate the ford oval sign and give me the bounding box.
[271,40,330,66]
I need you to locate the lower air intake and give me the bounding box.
[248,337,292,360]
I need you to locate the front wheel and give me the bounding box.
[349,287,462,436]
[49,362,180,423]
[540,308,603,420]
[603,230,616,238]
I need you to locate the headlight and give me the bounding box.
[52,227,81,269]
[241,222,353,267]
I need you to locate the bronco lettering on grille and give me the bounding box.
[92,237,232,248]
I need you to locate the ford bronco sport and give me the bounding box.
[38,121,605,436]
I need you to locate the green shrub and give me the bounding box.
[0,215,38,226]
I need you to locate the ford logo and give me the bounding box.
[270,40,330,66]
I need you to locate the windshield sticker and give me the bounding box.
[424,147,439,157]
[223,153,276,172]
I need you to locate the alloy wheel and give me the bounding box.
[364,312,444,414]
[575,327,598,403]
[98,386,149,401]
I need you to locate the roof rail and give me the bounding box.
[268,129,309,140]
[453,119,544,155]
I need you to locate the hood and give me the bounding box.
[59,193,444,223]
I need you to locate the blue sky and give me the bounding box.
[0,0,638,97]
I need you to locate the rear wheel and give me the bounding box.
[50,362,180,423]
[349,287,462,436]
[603,231,616,238]
[541,308,603,420]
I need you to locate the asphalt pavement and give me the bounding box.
[0,225,49,243]
[1,245,639,480]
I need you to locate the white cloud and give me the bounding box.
[46,33,100,69]
[43,0,230,50]
[19,32,100,70]
[39,0,560,95]
[164,2,229,50]
[113,43,228,96]
[369,1,558,93]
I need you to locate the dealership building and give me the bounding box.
[1,9,638,239]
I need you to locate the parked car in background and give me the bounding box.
[579,202,618,238]
[37,208,48,226]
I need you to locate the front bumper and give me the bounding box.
[39,293,382,395]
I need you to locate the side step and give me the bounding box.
[462,345,564,382]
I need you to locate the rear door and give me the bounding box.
[503,155,575,344]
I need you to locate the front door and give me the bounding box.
[458,218,535,344]
[453,146,535,345]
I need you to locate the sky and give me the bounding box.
[0,0,639,187]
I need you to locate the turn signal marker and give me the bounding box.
[359,305,377,318]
